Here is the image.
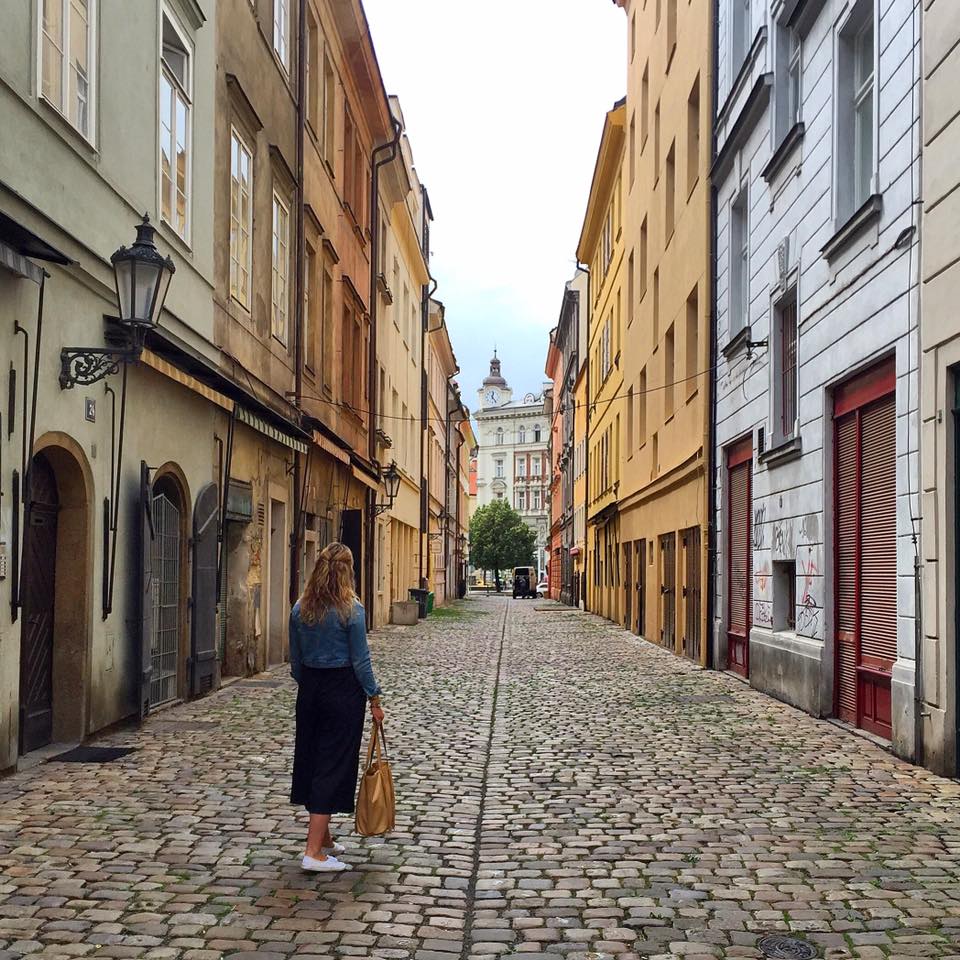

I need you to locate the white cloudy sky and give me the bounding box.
[363,0,626,409]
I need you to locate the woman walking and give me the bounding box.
[290,542,384,873]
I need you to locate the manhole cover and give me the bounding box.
[758,935,817,959]
[54,746,136,764]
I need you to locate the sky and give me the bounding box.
[362,0,626,411]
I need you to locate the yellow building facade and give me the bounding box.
[578,100,626,624]
[616,0,712,664]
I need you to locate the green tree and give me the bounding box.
[469,500,537,592]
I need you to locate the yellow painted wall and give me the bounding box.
[617,0,713,663]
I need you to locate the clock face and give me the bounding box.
[485,389,500,405]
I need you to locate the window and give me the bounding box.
[40,0,94,139]
[495,459,504,479]
[664,324,675,419]
[666,0,677,67]
[731,0,751,72]
[774,560,797,631]
[686,284,699,400]
[496,427,504,445]
[160,11,191,241]
[229,128,253,307]
[641,63,650,145]
[656,0,661,28]
[304,241,318,372]
[773,289,799,442]
[629,113,636,189]
[534,425,542,443]
[687,75,700,195]
[628,252,635,327]
[341,295,367,409]
[533,489,542,511]
[665,141,676,240]
[518,489,527,511]
[273,0,289,70]
[519,426,526,444]
[323,52,335,166]
[654,100,661,182]
[653,267,660,345]
[837,5,875,221]
[271,191,290,345]
[533,457,542,477]
[640,217,648,298]
[306,10,319,131]
[639,367,647,445]
[630,11,637,61]
[730,187,749,334]
[321,251,334,393]
[517,457,526,477]
[775,21,801,141]
[627,385,635,455]
[602,318,611,379]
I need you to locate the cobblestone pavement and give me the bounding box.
[2,596,960,960]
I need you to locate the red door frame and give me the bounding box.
[727,436,753,677]
[833,357,896,738]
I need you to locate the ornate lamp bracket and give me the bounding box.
[60,325,144,390]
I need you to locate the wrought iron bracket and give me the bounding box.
[372,501,393,518]
[60,341,142,389]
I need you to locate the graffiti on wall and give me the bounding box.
[796,546,822,638]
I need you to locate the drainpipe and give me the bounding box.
[577,260,591,612]
[704,0,720,672]
[364,114,402,626]
[419,278,439,588]
[290,0,307,605]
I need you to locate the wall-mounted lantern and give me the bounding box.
[372,461,401,517]
[60,215,175,389]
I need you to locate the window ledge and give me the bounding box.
[821,194,883,261]
[762,121,805,184]
[722,324,752,359]
[759,434,802,467]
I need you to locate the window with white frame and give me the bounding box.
[775,21,801,141]
[273,0,289,71]
[229,128,253,307]
[517,458,526,477]
[495,458,504,479]
[533,489,542,511]
[729,186,749,335]
[532,457,542,477]
[496,427,504,445]
[518,426,526,444]
[40,0,94,139]
[517,489,527,511]
[837,2,875,222]
[160,10,191,241]
[772,287,799,444]
[271,190,290,344]
[731,0,751,73]
[534,425,542,443]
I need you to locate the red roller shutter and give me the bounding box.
[833,359,896,739]
[727,438,752,677]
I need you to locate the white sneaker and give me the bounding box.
[323,841,346,855]
[301,854,349,872]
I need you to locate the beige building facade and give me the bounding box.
[614,0,712,665]
[920,0,960,776]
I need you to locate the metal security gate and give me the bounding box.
[660,533,676,651]
[834,360,896,738]
[727,438,752,677]
[19,454,58,754]
[150,491,181,707]
[682,526,702,663]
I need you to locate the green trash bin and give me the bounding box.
[426,591,435,615]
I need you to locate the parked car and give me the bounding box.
[512,566,537,599]
[536,580,549,598]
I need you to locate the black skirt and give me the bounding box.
[290,665,366,815]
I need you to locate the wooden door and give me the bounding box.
[635,539,646,636]
[660,533,676,650]
[727,438,752,676]
[624,543,632,630]
[19,454,58,754]
[683,526,702,663]
[190,483,219,697]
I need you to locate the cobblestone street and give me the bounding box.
[2,595,960,960]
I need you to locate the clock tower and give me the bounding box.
[478,351,513,409]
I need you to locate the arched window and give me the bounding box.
[533,424,542,443]
[518,426,526,444]
[495,427,504,445]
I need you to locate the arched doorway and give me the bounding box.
[19,441,92,755]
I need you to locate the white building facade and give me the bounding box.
[475,356,550,577]
[711,0,921,760]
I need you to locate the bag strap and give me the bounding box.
[365,722,388,770]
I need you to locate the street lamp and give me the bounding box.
[60,215,176,388]
[373,460,401,516]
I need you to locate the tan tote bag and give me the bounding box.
[355,723,395,837]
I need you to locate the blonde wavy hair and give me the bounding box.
[299,542,358,625]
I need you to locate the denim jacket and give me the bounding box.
[289,600,382,697]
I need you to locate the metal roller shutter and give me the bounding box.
[727,449,751,677]
[835,413,859,725]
